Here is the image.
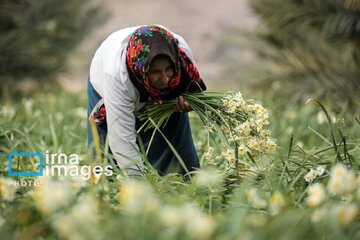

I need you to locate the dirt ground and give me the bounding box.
[60,0,258,92]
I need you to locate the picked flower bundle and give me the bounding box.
[138,91,277,171]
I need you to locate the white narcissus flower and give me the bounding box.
[204,152,212,160]
[260,130,268,137]
[224,129,231,136]
[246,105,255,111]
[52,214,74,239]
[234,92,243,100]
[316,165,325,176]
[235,136,243,142]
[332,163,347,179]
[0,177,18,201]
[246,188,258,201]
[52,195,100,239]
[227,150,234,157]
[238,145,246,155]
[118,180,159,216]
[307,183,325,208]
[1,106,16,118]
[242,122,250,131]
[335,204,358,228]
[327,163,355,196]
[257,119,264,126]
[183,204,216,240]
[346,172,357,192]
[246,188,266,209]
[23,98,34,114]
[254,104,262,111]
[304,165,326,183]
[225,161,235,172]
[71,195,99,225]
[222,99,228,107]
[228,100,235,109]
[331,116,336,124]
[118,181,147,213]
[194,169,223,188]
[235,125,243,133]
[304,169,317,183]
[93,173,101,184]
[68,174,87,191]
[269,192,285,215]
[207,160,216,166]
[187,215,216,240]
[74,107,87,118]
[265,140,277,153]
[317,111,326,125]
[253,198,267,209]
[311,208,326,223]
[304,174,312,183]
[32,178,72,215]
[327,177,342,195]
[239,98,246,106]
[159,206,183,229]
[227,155,236,163]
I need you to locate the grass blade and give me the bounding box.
[148,118,191,177]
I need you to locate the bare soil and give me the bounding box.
[60,0,258,92]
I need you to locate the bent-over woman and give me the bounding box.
[87,25,206,176]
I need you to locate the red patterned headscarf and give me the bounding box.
[126,25,201,103]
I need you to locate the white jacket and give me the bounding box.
[89,25,197,172]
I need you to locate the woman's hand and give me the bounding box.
[173,96,192,112]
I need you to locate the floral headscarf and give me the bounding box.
[89,25,205,125]
[126,25,201,103]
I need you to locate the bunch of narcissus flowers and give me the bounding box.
[138,91,277,172]
[202,92,277,172]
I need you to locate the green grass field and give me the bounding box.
[1,87,359,240]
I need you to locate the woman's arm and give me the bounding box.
[103,73,144,174]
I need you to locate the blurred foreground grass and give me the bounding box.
[0,87,359,240]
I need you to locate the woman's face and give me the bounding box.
[148,55,174,90]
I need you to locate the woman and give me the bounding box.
[87,25,206,176]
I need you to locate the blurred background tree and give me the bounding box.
[243,0,360,109]
[0,0,107,87]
